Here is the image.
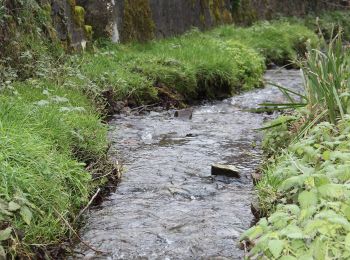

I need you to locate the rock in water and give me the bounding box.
[174,108,193,119]
[211,164,240,178]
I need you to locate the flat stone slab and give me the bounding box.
[211,164,240,178]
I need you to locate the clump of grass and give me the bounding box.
[0,80,108,257]
[260,32,350,145]
[301,33,350,125]
[78,23,315,109]
[211,20,318,65]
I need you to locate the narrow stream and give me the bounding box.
[74,69,303,259]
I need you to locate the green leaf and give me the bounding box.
[0,227,12,241]
[268,239,284,258]
[8,201,21,212]
[20,206,32,225]
[280,256,297,260]
[240,225,263,241]
[322,150,331,161]
[342,205,350,221]
[280,224,304,239]
[318,184,348,199]
[0,245,5,259]
[345,233,350,248]
[298,190,318,209]
[279,175,307,192]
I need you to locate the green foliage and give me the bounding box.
[262,115,299,154]
[244,120,350,259]
[0,0,63,83]
[304,11,350,42]
[211,20,318,65]
[300,34,350,125]
[81,21,317,108]
[260,33,350,142]
[0,15,322,258]
[80,28,266,107]
[247,25,350,259]
[0,79,108,256]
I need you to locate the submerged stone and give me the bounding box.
[174,108,193,119]
[211,164,240,178]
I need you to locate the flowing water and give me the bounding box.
[74,69,303,259]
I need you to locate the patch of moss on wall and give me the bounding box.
[200,0,233,26]
[121,0,155,42]
[74,5,85,27]
[232,0,258,25]
[68,2,92,45]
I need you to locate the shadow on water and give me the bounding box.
[73,69,303,259]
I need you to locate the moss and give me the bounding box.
[121,0,155,42]
[84,25,93,39]
[200,14,206,25]
[232,0,258,25]
[201,0,232,25]
[73,5,85,27]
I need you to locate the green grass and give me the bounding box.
[78,30,267,108]
[75,21,317,112]
[0,80,108,257]
[210,20,319,65]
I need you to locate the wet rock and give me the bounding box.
[174,108,193,119]
[211,164,240,178]
[186,133,199,137]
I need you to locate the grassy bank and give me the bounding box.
[241,35,350,259]
[0,17,319,258]
[76,21,318,113]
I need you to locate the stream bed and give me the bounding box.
[74,69,303,259]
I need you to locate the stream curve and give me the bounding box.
[74,69,303,259]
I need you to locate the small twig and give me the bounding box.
[52,206,107,255]
[130,103,159,112]
[92,160,122,181]
[74,188,101,223]
[92,170,114,181]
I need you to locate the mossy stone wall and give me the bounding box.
[233,0,349,25]
[79,0,232,42]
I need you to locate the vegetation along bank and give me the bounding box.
[1,1,350,257]
[241,33,350,259]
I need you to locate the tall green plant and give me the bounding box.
[261,32,350,139]
[301,33,350,124]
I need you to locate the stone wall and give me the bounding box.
[79,0,233,42]
[233,0,350,25]
[51,0,88,49]
[77,0,348,43]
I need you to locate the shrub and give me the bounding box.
[211,21,318,65]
